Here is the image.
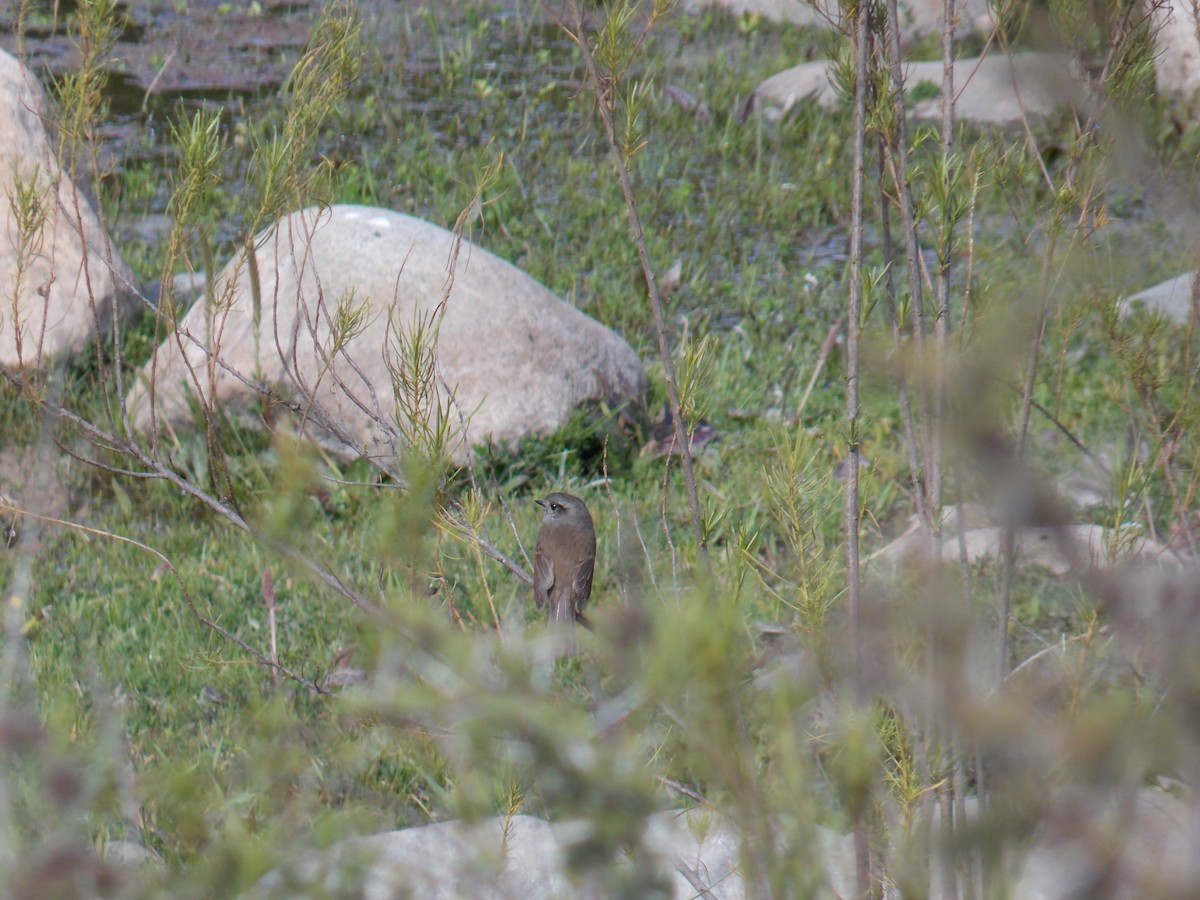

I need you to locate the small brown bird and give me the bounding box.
[534,492,596,636]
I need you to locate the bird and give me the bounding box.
[533,492,596,641]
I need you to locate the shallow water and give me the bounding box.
[1,1,577,163]
[2,2,591,240]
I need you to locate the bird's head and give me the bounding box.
[536,492,593,528]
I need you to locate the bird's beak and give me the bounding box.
[534,499,545,508]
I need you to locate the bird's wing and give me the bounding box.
[572,552,595,611]
[534,546,554,610]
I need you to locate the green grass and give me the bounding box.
[2,0,1200,894]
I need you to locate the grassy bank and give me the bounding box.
[2,0,1199,894]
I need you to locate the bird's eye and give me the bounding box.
[550,503,560,511]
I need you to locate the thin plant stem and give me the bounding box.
[994,0,1141,681]
[878,142,933,548]
[934,0,954,522]
[558,1,707,560]
[936,3,958,894]
[882,0,936,540]
[795,318,843,421]
[848,0,870,895]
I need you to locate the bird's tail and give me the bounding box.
[550,598,579,656]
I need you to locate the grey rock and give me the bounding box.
[169,270,209,308]
[1120,272,1195,323]
[249,809,865,899]
[872,521,1184,574]
[250,793,1200,900]
[1149,2,1200,115]
[125,205,646,466]
[0,48,134,368]
[645,809,746,898]
[253,815,572,899]
[756,61,834,118]
[1014,788,1200,899]
[756,52,1087,128]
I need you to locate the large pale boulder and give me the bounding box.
[125,205,646,466]
[871,520,1185,573]
[1119,271,1195,323]
[251,815,571,899]
[1149,1,1200,115]
[1014,788,1200,899]
[249,810,855,898]
[756,52,1086,127]
[248,795,1199,897]
[0,48,133,368]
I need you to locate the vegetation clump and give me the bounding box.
[1,0,1198,895]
